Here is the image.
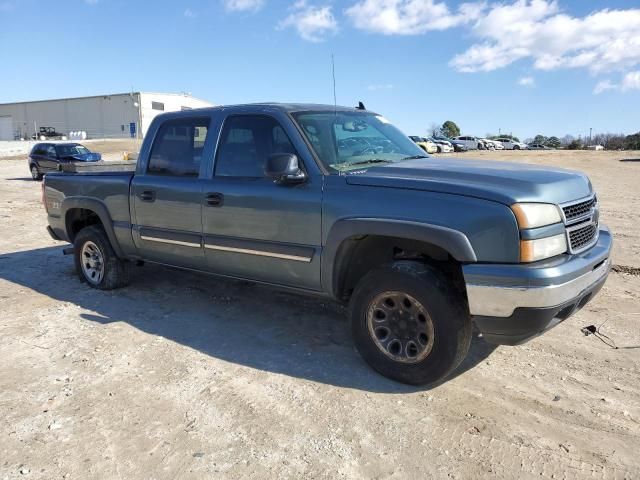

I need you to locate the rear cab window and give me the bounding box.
[147,117,210,177]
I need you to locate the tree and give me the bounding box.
[532,134,547,145]
[561,134,575,146]
[545,136,561,148]
[625,132,640,150]
[441,120,460,138]
[429,122,442,138]
[567,139,583,150]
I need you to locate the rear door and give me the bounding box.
[42,144,59,171]
[130,116,212,269]
[200,113,323,290]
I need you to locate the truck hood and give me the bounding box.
[345,157,592,205]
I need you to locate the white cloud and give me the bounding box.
[345,0,486,35]
[449,1,640,75]
[184,8,197,18]
[518,76,535,87]
[593,80,617,95]
[224,0,264,12]
[622,71,640,91]
[278,1,338,42]
[367,83,394,91]
[595,71,640,94]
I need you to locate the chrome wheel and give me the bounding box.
[81,241,105,285]
[366,291,435,363]
[31,165,39,180]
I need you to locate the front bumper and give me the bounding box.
[463,225,612,345]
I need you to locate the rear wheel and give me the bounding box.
[349,261,471,385]
[513,145,520,150]
[437,146,442,153]
[74,225,130,290]
[30,164,41,181]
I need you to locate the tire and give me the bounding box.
[30,164,42,181]
[478,143,483,150]
[437,146,442,153]
[349,261,472,386]
[74,225,130,290]
[513,145,520,150]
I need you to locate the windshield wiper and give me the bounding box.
[400,155,429,160]
[345,159,393,167]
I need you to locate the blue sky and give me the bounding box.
[1,0,639,139]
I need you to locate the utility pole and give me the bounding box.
[498,128,501,136]
[589,127,592,145]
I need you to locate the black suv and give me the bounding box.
[28,143,101,180]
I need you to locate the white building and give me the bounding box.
[0,92,213,141]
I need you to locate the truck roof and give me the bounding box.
[180,103,375,114]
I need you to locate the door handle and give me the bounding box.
[205,192,224,207]
[140,190,156,202]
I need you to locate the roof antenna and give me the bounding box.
[331,54,337,112]
[356,101,366,110]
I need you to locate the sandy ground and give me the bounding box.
[0,150,639,479]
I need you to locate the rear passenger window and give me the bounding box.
[215,115,297,178]
[148,118,210,177]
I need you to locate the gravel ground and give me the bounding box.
[1,150,639,479]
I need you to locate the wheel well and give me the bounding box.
[65,208,103,242]
[334,235,464,301]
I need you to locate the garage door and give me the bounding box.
[0,116,13,141]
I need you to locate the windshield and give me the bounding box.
[56,144,90,157]
[292,111,427,173]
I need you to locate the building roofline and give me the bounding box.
[0,92,211,107]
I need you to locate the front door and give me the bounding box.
[201,114,322,290]
[131,117,212,269]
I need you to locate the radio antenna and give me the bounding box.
[331,54,337,112]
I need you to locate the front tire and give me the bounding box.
[74,225,130,290]
[30,164,42,181]
[349,261,471,385]
[513,145,520,150]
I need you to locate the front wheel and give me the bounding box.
[513,145,520,150]
[30,164,41,181]
[349,261,471,385]
[74,225,130,290]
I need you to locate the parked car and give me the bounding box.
[479,138,498,150]
[31,126,67,141]
[409,136,438,154]
[586,145,605,151]
[42,103,611,386]
[434,136,468,152]
[528,144,552,150]
[430,138,454,153]
[453,136,482,150]
[487,139,505,150]
[29,143,101,180]
[494,137,529,150]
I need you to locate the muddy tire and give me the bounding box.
[74,225,130,290]
[349,261,471,385]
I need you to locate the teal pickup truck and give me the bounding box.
[42,103,612,385]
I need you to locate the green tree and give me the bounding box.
[625,132,640,150]
[441,120,460,138]
[533,134,547,145]
[545,136,561,148]
[567,139,583,150]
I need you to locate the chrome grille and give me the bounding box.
[562,196,596,224]
[568,223,597,252]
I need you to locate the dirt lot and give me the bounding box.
[1,148,639,479]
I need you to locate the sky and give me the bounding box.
[1,0,639,140]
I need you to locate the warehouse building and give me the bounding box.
[0,92,213,141]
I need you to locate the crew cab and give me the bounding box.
[42,103,612,385]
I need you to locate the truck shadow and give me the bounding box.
[0,245,496,393]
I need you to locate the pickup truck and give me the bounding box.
[42,103,612,385]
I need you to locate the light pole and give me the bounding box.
[589,127,592,145]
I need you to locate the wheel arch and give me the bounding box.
[322,218,476,300]
[62,197,124,258]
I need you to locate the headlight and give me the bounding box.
[511,203,562,229]
[520,234,567,262]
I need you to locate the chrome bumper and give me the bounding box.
[464,225,612,318]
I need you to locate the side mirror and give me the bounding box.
[265,153,306,185]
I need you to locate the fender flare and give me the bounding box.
[322,218,477,297]
[61,197,124,258]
